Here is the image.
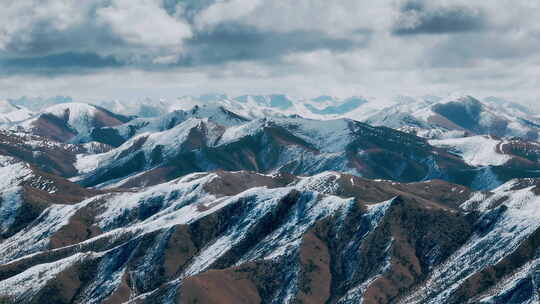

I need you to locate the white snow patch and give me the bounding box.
[0,186,23,233]
[0,252,94,301]
[401,185,540,303]
[429,136,511,166]
[0,198,93,263]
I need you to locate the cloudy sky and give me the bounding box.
[0,0,539,105]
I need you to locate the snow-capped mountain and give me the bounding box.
[1,169,539,303]
[72,105,540,191]
[10,93,536,141]
[91,93,539,141]
[10,103,132,143]
[365,94,540,140]
[74,113,485,190]
[0,100,33,124]
[89,104,249,147]
[0,129,112,177]
[1,97,540,304]
[89,94,381,121]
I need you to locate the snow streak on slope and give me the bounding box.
[93,172,220,231]
[0,200,90,263]
[400,180,540,303]
[429,136,511,166]
[19,102,97,135]
[0,187,23,234]
[0,156,33,191]
[218,117,352,152]
[4,94,540,303]
[0,253,93,302]
[365,94,540,140]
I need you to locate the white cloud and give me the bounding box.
[0,1,87,52]
[0,0,539,107]
[195,0,262,30]
[0,0,193,63]
[96,0,192,63]
[196,0,396,36]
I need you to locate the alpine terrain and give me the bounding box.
[0,95,539,304]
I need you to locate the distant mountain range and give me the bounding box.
[1,94,540,303]
[5,93,539,139]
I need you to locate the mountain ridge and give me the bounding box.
[0,94,540,303]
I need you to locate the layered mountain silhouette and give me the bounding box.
[0,96,539,303]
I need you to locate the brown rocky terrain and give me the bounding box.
[1,105,540,303]
[0,169,538,303]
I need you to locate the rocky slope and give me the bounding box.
[0,170,539,303]
[74,114,479,189]
[74,106,540,191]
[0,129,112,177]
[1,102,540,303]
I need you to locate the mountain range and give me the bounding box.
[0,94,539,303]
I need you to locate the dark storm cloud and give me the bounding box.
[0,20,135,75]
[0,3,369,75]
[1,0,539,106]
[181,23,370,66]
[0,0,194,73]
[0,25,366,75]
[426,33,540,68]
[0,22,125,61]
[0,53,123,75]
[393,1,486,35]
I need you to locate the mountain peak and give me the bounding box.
[2,92,540,303]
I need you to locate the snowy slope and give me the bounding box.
[90,94,381,122]
[0,156,34,191]
[1,170,539,303]
[0,109,33,125]
[88,105,249,147]
[74,113,482,189]
[70,105,540,191]
[0,100,33,125]
[0,100,20,114]
[12,102,131,143]
[39,103,99,136]
[366,94,539,140]
[2,94,540,303]
[429,136,511,166]
[399,179,540,304]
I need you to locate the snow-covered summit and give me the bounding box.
[1,92,540,303]
[366,94,539,140]
[0,100,33,125]
[11,102,131,143]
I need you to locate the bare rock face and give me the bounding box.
[2,104,540,304]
